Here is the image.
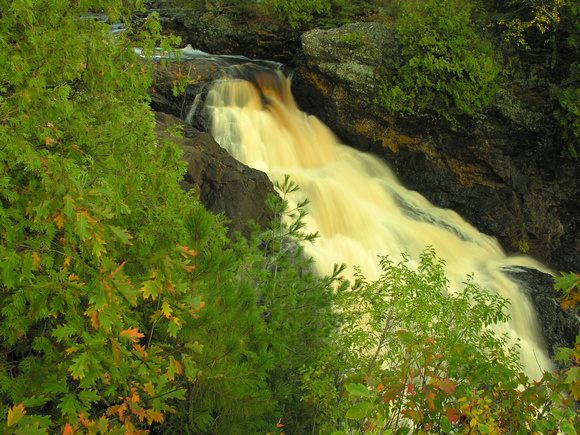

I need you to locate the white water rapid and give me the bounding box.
[204,68,552,380]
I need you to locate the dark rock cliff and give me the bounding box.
[293,22,580,276]
[148,13,580,354]
[154,112,276,240]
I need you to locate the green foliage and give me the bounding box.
[178,0,257,16]
[301,249,580,434]
[260,0,333,28]
[518,239,531,253]
[259,0,387,29]
[377,0,500,119]
[0,0,194,432]
[228,175,346,433]
[337,31,369,49]
[0,1,344,433]
[555,62,580,158]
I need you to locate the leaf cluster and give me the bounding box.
[301,249,580,434]
[0,2,344,433]
[376,0,500,119]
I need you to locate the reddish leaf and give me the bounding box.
[446,407,462,423]
[426,391,436,411]
[110,261,126,278]
[435,378,456,395]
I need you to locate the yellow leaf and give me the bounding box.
[120,327,144,343]
[52,212,67,228]
[161,301,173,319]
[173,358,184,375]
[31,251,41,269]
[145,409,164,424]
[7,404,26,427]
[89,310,99,329]
[63,256,71,269]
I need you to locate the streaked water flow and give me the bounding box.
[204,68,552,379]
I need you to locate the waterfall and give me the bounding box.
[203,67,552,380]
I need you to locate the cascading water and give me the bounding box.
[203,66,552,380]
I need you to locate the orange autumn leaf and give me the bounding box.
[177,245,197,258]
[63,256,71,269]
[63,423,75,435]
[54,211,67,229]
[120,327,144,343]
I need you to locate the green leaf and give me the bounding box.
[78,389,100,405]
[561,420,578,435]
[52,324,78,342]
[441,415,452,432]
[63,193,75,219]
[75,212,89,240]
[58,393,79,415]
[108,225,132,245]
[554,272,580,294]
[21,396,49,407]
[167,321,180,338]
[564,367,580,385]
[345,401,373,420]
[70,352,89,379]
[478,424,490,433]
[346,383,371,397]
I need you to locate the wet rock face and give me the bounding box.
[149,60,221,126]
[506,267,580,362]
[178,10,301,63]
[154,112,276,239]
[293,22,580,275]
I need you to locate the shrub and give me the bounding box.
[377,0,500,119]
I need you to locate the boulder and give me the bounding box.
[154,112,276,239]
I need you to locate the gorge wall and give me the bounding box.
[146,8,580,355]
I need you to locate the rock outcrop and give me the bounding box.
[148,13,579,357]
[293,22,580,276]
[506,268,580,362]
[154,111,276,239]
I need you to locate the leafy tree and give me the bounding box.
[228,175,346,434]
[259,0,387,29]
[0,1,296,432]
[483,0,570,68]
[301,249,580,434]
[376,0,500,119]
[555,62,580,158]
[154,176,344,434]
[260,0,333,28]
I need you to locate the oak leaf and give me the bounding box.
[7,404,26,427]
[120,327,144,343]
